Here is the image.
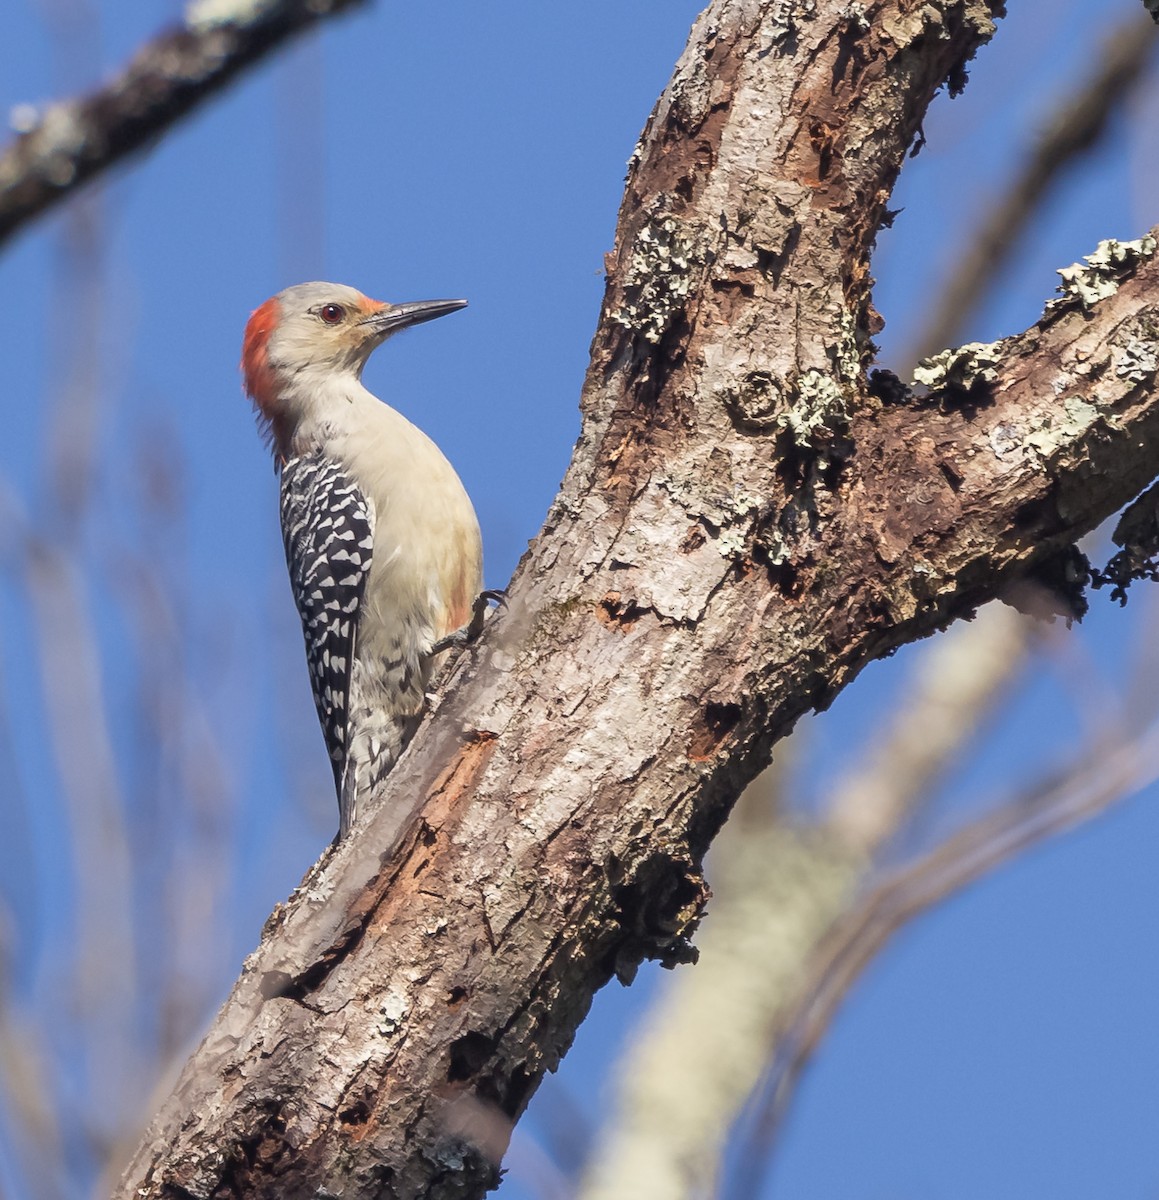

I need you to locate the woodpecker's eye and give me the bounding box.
[319,303,346,325]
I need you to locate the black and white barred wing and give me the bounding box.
[279,453,374,795]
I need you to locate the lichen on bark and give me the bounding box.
[113,3,1159,1197]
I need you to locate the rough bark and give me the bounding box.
[116,1,1159,1197]
[577,604,1032,1200]
[0,0,366,247]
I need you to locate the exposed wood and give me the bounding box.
[115,1,1159,1196]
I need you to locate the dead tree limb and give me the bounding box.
[908,9,1159,364]
[0,0,366,247]
[115,1,1159,1196]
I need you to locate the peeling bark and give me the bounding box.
[115,2,1159,1197]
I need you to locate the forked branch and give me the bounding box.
[115,2,1159,1196]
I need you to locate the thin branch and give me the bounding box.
[734,721,1159,1193]
[0,0,367,248]
[907,10,1158,365]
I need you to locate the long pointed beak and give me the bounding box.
[361,298,467,337]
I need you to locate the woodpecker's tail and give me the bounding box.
[338,711,423,837]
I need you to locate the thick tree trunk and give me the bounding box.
[116,2,1159,1196]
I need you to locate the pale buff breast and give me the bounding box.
[337,389,483,664]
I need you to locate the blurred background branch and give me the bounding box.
[738,705,1159,1197]
[907,8,1159,366]
[0,0,366,247]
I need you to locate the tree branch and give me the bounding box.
[908,9,1158,364]
[114,1,1159,1195]
[0,0,366,248]
[577,604,1031,1200]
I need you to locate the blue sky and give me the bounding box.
[1,1,1157,1197]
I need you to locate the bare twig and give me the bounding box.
[908,10,1158,365]
[734,721,1159,1195]
[0,0,367,248]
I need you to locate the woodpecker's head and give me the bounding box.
[241,281,466,452]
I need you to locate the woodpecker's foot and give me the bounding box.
[432,589,507,653]
[471,588,508,635]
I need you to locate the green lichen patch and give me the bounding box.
[1052,235,1157,311]
[780,369,849,448]
[714,526,750,559]
[827,302,864,387]
[717,363,852,457]
[1110,313,1159,385]
[1023,396,1100,462]
[610,213,702,345]
[766,0,817,46]
[756,493,817,568]
[912,341,1001,397]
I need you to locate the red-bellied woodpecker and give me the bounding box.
[241,282,482,838]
